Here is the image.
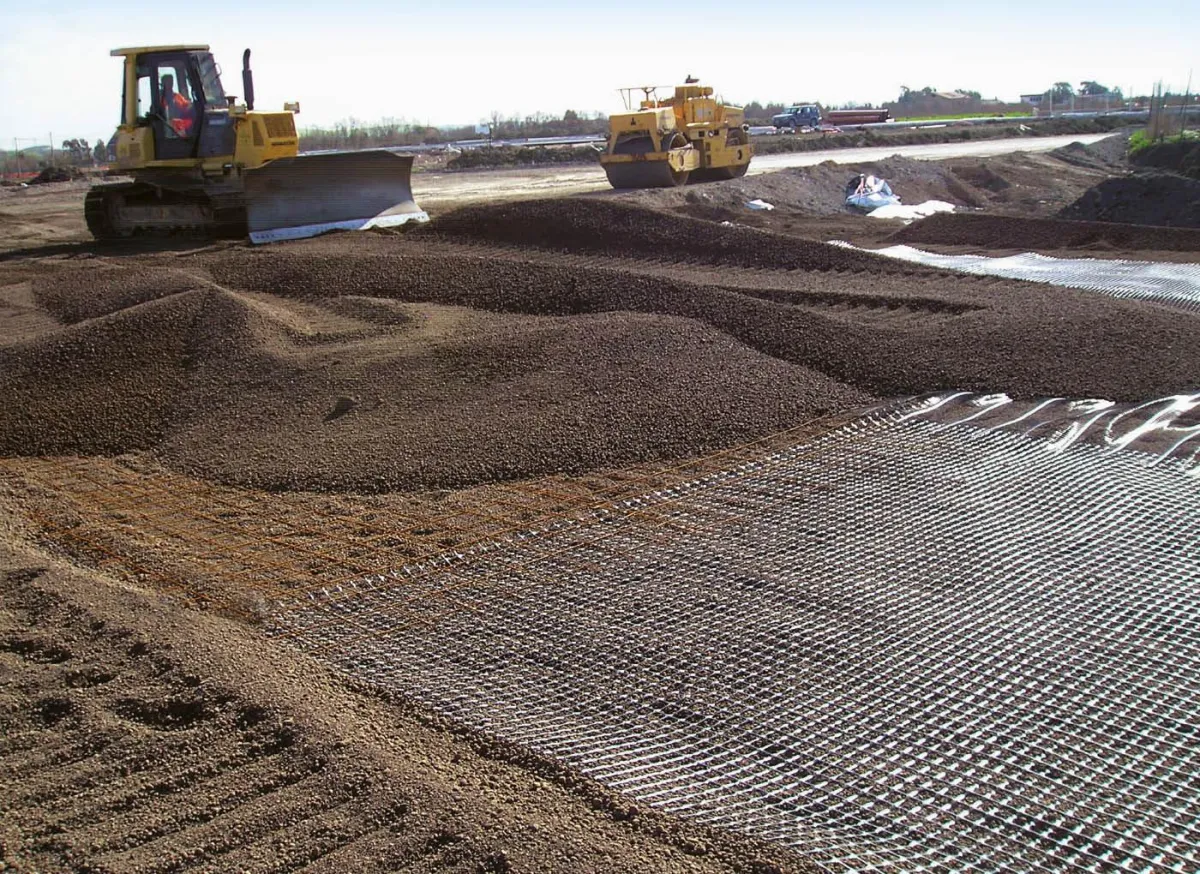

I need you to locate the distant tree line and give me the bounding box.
[297,110,608,151]
[3,79,1184,173]
[0,138,107,176]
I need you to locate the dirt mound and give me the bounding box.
[31,260,204,324]
[1130,138,1200,179]
[890,212,1200,253]
[0,289,208,454]
[157,301,866,492]
[30,166,83,185]
[421,198,888,271]
[608,151,1115,221]
[607,156,991,216]
[1,251,875,491]
[1058,171,1200,228]
[1046,132,1131,169]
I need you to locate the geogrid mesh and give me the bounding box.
[271,394,1200,872]
[830,243,1200,312]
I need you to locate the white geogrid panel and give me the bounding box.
[830,242,1200,311]
[272,394,1200,873]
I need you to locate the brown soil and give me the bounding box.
[2,145,1197,873]
[889,212,1200,254]
[0,540,802,874]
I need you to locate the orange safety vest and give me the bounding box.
[163,91,194,136]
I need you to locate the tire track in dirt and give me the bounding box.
[0,551,807,874]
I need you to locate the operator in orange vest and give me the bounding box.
[160,74,195,137]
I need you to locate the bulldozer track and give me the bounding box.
[0,580,419,874]
[85,182,247,242]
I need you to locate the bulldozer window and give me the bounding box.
[193,52,226,106]
[136,74,153,124]
[152,62,200,139]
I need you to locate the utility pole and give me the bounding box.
[1180,70,1193,135]
[11,136,39,179]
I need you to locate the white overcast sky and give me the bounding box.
[1,0,1196,145]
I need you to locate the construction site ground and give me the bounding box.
[2,133,1198,873]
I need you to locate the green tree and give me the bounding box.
[1050,82,1074,100]
[1079,81,1110,96]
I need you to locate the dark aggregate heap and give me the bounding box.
[418,198,890,271]
[891,212,1200,253]
[1129,138,1200,180]
[1058,172,1200,228]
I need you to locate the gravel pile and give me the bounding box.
[419,198,891,271]
[1046,133,1131,169]
[1058,171,1200,228]
[3,199,1199,493]
[890,212,1200,253]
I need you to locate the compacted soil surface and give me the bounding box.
[2,143,1198,872]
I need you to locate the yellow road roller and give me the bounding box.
[600,79,753,189]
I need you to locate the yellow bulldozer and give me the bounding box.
[599,79,753,189]
[88,45,427,244]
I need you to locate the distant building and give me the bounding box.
[1019,94,1045,106]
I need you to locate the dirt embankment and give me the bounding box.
[441,118,1136,172]
[447,144,601,170]
[607,141,1126,225]
[1058,172,1200,228]
[750,115,1131,156]
[2,199,1199,494]
[1129,138,1200,179]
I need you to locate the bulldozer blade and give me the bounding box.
[243,150,428,244]
[603,161,690,190]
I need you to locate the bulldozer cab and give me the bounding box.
[118,46,234,162]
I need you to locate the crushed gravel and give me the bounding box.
[2,199,1199,494]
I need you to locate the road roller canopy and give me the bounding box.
[111,45,210,57]
[617,83,718,111]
